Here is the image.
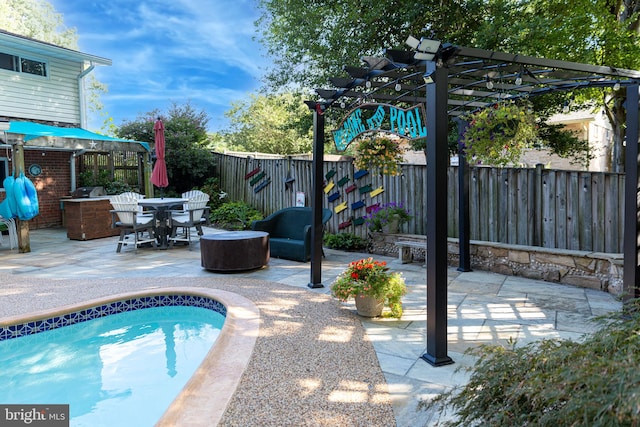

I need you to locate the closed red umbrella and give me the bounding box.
[150,118,169,193]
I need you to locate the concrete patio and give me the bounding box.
[0,227,623,426]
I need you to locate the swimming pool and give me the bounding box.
[0,288,260,426]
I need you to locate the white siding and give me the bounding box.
[0,46,82,125]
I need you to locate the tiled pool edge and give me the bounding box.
[0,292,226,341]
[0,287,260,427]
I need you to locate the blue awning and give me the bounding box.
[6,121,150,152]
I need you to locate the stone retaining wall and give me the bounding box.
[368,233,624,296]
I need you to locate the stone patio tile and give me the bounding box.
[449,278,502,295]
[524,293,592,315]
[503,276,588,300]
[556,310,604,334]
[383,372,453,427]
[584,288,623,316]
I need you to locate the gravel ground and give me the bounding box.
[0,273,396,427]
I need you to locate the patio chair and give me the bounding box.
[168,193,210,250]
[182,189,207,200]
[0,215,18,250]
[251,207,332,262]
[110,200,157,253]
[180,190,212,228]
[182,190,212,229]
[113,193,153,217]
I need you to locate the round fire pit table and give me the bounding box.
[201,231,270,272]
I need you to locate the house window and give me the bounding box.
[0,52,47,77]
[0,53,18,72]
[0,158,8,189]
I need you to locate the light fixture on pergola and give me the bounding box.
[305,35,640,366]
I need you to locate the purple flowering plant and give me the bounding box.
[364,202,412,232]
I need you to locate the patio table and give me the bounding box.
[138,198,187,249]
[201,231,270,271]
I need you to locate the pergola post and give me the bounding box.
[308,103,325,288]
[624,83,640,299]
[12,142,31,253]
[422,61,453,366]
[456,117,471,272]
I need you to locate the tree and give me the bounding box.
[255,0,484,89]
[256,0,640,170]
[116,102,215,194]
[471,0,640,172]
[0,0,78,48]
[224,93,313,154]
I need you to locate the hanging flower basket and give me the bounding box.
[461,101,538,167]
[354,136,405,176]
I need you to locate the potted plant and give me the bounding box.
[364,202,412,233]
[461,100,537,167]
[330,257,407,318]
[354,136,405,176]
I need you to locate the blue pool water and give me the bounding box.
[0,305,225,426]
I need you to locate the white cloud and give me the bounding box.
[52,0,270,130]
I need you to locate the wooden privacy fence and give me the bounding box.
[213,152,625,253]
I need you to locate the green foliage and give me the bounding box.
[537,122,593,168]
[0,0,79,49]
[462,101,538,167]
[256,0,484,89]
[323,233,367,251]
[364,202,412,232]
[116,102,215,194]
[196,177,226,211]
[78,170,132,194]
[224,93,313,155]
[209,201,263,230]
[257,0,640,170]
[103,180,131,195]
[330,257,407,318]
[425,299,640,426]
[354,136,405,176]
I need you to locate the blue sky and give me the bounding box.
[50,0,270,132]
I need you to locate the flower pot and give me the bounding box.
[355,293,384,317]
[381,214,400,234]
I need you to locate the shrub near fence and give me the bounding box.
[212,152,625,254]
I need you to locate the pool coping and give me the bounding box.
[0,287,260,426]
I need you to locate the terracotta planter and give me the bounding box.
[355,293,384,317]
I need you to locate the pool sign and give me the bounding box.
[332,103,427,151]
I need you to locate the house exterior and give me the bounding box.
[0,29,111,128]
[0,30,149,231]
[519,109,614,172]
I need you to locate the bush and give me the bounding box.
[209,201,262,230]
[323,233,367,251]
[103,180,132,195]
[423,300,640,426]
[196,177,226,211]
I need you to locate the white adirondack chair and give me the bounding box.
[109,199,157,253]
[168,192,210,249]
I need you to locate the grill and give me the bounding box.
[70,186,106,198]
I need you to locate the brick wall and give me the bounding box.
[0,150,72,229]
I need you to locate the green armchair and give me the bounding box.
[251,207,332,262]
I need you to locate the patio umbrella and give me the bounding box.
[150,118,168,196]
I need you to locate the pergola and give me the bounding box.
[306,36,640,366]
